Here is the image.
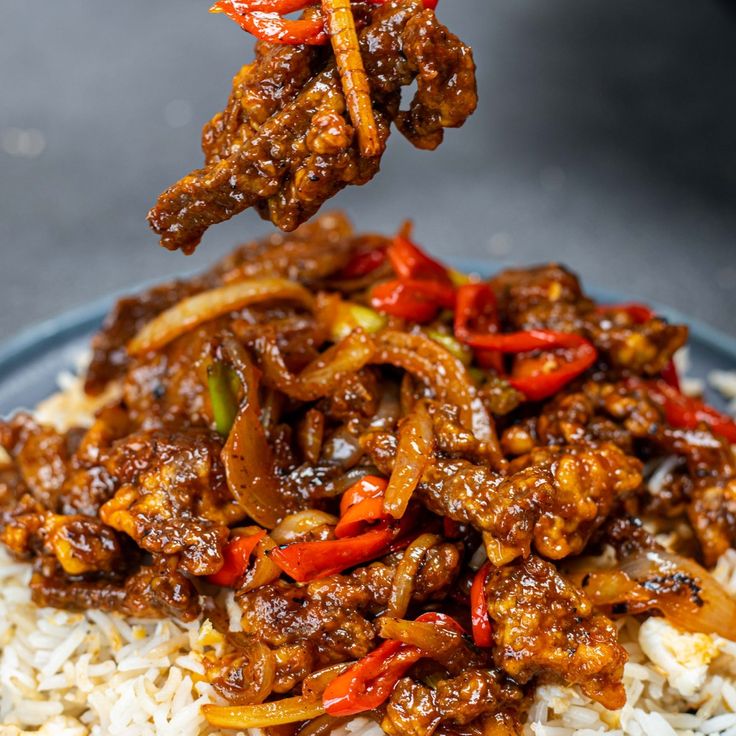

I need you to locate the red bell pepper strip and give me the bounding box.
[370,279,455,323]
[646,379,736,444]
[207,530,266,587]
[268,526,395,582]
[339,248,387,279]
[322,612,462,717]
[387,233,452,286]
[335,498,389,538]
[509,336,598,402]
[323,639,418,717]
[211,1,328,44]
[454,283,504,373]
[460,329,598,401]
[336,476,390,538]
[339,475,388,516]
[470,563,493,648]
[461,328,583,353]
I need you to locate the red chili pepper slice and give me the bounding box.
[339,248,387,279]
[646,379,736,444]
[370,279,455,323]
[461,328,582,353]
[211,1,327,44]
[660,359,681,391]
[454,283,504,373]
[335,498,390,538]
[387,233,452,286]
[470,562,493,647]
[207,530,267,587]
[322,612,462,717]
[509,337,598,402]
[336,476,390,538]
[339,475,388,516]
[460,329,597,401]
[268,526,395,582]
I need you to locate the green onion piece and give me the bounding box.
[332,302,387,342]
[426,329,472,366]
[207,361,240,436]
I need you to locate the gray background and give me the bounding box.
[1,0,734,340]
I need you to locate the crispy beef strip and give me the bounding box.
[147,1,477,253]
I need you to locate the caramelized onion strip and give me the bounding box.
[383,402,434,519]
[202,696,326,729]
[128,278,314,355]
[271,510,339,545]
[620,550,736,641]
[220,337,290,528]
[387,533,441,617]
[257,330,375,401]
[372,331,487,433]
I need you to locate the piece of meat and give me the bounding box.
[485,555,627,710]
[418,443,642,565]
[688,481,736,566]
[394,9,478,150]
[30,557,200,621]
[382,679,440,736]
[382,669,526,736]
[99,429,242,575]
[0,413,73,511]
[148,0,477,253]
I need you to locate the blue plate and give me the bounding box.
[1,261,736,417]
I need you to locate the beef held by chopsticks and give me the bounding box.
[147,0,477,254]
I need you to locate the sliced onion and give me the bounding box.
[257,331,375,402]
[202,696,326,729]
[222,397,289,530]
[301,662,352,700]
[383,402,434,519]
[128,278,314,355]
[620,550,736,640]
[373,331,473,423]
[271,510,339,545]
[239,534,283,593]
[387,533,441,618]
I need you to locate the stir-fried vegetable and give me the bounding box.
[470,562,493,647]
[269,526,396,582]
[203,695,326,729]
[371,278,456,322]
[335,476,389,537]
[383,401,434,519]
[331,301,387,342]
[211,1,328,44]
[207,530,266,587]
[645,379,736,443]
[461,329,598,401]
[454,283,503,373]
[128,278,313,355]
[207,361,240,436]
[322,612,462,717]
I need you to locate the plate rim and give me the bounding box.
[1,260,735,379]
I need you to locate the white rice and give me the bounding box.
[4,361,736,734]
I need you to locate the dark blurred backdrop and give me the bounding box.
[1,0,734,339]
